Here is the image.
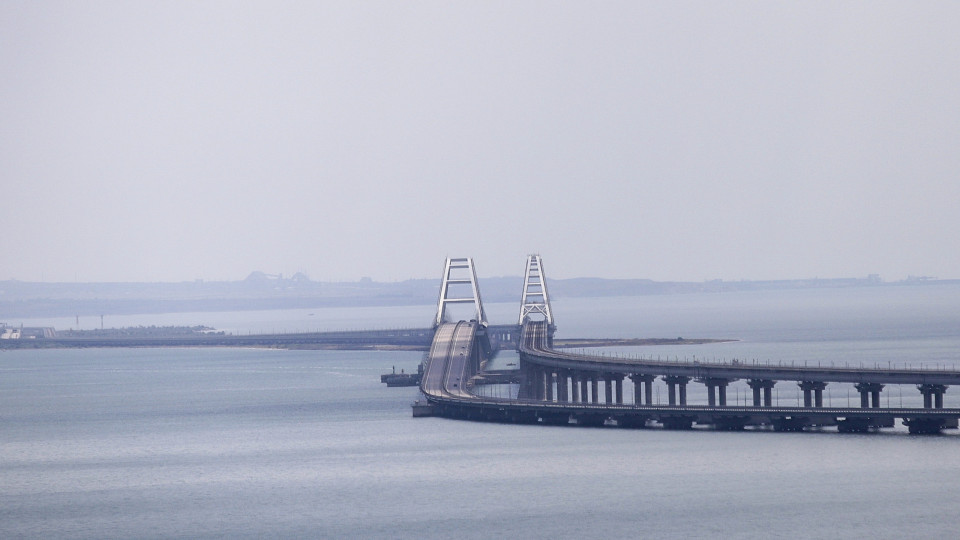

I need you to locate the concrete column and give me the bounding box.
[919,384,934,409]
[701,378,732,407]
[545,370,554,402]
[798,382,827,408]
[855,383,884,409]
[590,377,599,404]
[614,375,624,405]
[571,372,581,403]
[663,376,691,406]
[629,374,656,406]
[556,370,568,402]
[521,362,533,399]
[604,376,614,405]
[748,379,776,407]
[667,381,677,406]
[630,374,656,406]
[918,384,947,409]
[580,377,589,404]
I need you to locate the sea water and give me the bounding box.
[2,284,959,538]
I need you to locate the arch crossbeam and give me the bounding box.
[435,257,487,327]
[518,254,554,326]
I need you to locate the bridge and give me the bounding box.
[417,255,960,434]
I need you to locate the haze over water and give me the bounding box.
[3,3,959,283]
[2,284,959,538]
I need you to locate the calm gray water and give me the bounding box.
[2,284,959,538]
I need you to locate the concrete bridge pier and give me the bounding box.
[579,375,589,404]
[589,377,598,404]
[603,375,614,405]
[798,381,828,408]
[747,379,777,407]
[533,366,553,401]
[533,366,546,401]
[918,384,947,409]
[855,382,884,408]
[523,364,536,400]
[663,376,691,406]
[556,370,569,402]
[614,374,624,405]
[630,374,656,406]
[570,371,581,403]
[701,378,733,406]
[520,363,532,399]
[545,370,555,402]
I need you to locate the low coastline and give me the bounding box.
[0,325,735,350]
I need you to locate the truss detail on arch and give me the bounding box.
[435,257,487,327]
[518,254,553,326]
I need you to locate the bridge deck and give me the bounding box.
[420,322,478,401]
[520,321,960,386]
[419,320,960,433]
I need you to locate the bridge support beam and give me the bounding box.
[603,376,614,405]
[536,366,548,401]
[918,384,947,409]
[630,374,656,406]
[557,370,570,403]
[855,382,884,408]
[747,379,777,407]
[531,366,545,401]
[663,376,691,407]
[798,381,828,408]
[700,378,734,407]
[522,363,534,399]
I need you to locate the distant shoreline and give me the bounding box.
[2,276,956,319]
[0,325,736,351]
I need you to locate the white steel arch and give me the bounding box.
[518,254,554,326]
[435,257,487,327]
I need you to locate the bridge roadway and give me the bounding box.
[520,321,960,387]
[419,320,960,434]
[420,322,479,400]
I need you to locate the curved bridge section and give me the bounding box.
[518,320,960,433]
[420,322,481,401]
[520,321,960,388]
[415,256,960,434]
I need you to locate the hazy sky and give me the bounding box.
[2,2,958,283]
